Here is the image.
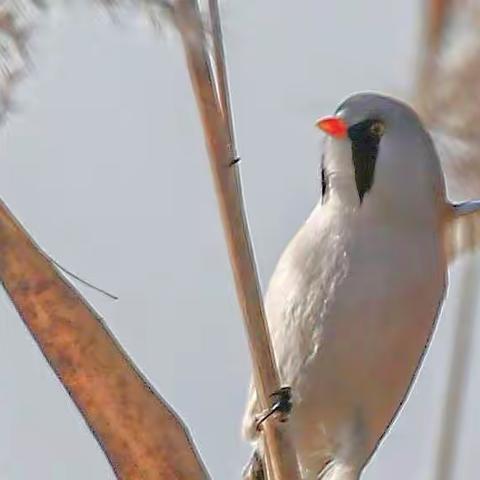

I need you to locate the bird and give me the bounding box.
[241,92,480,480]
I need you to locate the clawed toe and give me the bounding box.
[255,386,293,431]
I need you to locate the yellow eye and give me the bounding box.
[370,121,385,137]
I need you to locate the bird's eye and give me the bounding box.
[369,121,385,137]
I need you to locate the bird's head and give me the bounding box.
[316,93,446,221]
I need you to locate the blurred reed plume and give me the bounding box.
[416,2,480,480]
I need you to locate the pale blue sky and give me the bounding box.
[0,2,477,479]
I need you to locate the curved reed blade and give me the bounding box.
[0,199,209,480]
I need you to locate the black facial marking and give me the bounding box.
[348,118,383,203]
[320,153,329,203]
[321,166,327,197]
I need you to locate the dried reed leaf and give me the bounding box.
[0,198,209,480]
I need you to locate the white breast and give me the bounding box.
[261,199,447,478]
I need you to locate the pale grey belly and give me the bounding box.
[277,242,447,470]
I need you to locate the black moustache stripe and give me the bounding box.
[348,119,382,202]
[320,153,329,204]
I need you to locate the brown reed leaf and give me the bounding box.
[0,199,209,480]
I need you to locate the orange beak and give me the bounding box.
[316,116,348,138]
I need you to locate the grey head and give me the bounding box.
[318,92,446,220]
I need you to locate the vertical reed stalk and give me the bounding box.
[173,1,301,478]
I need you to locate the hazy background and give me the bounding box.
[0,1,478,478]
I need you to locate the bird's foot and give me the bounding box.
[255,386,292,431]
